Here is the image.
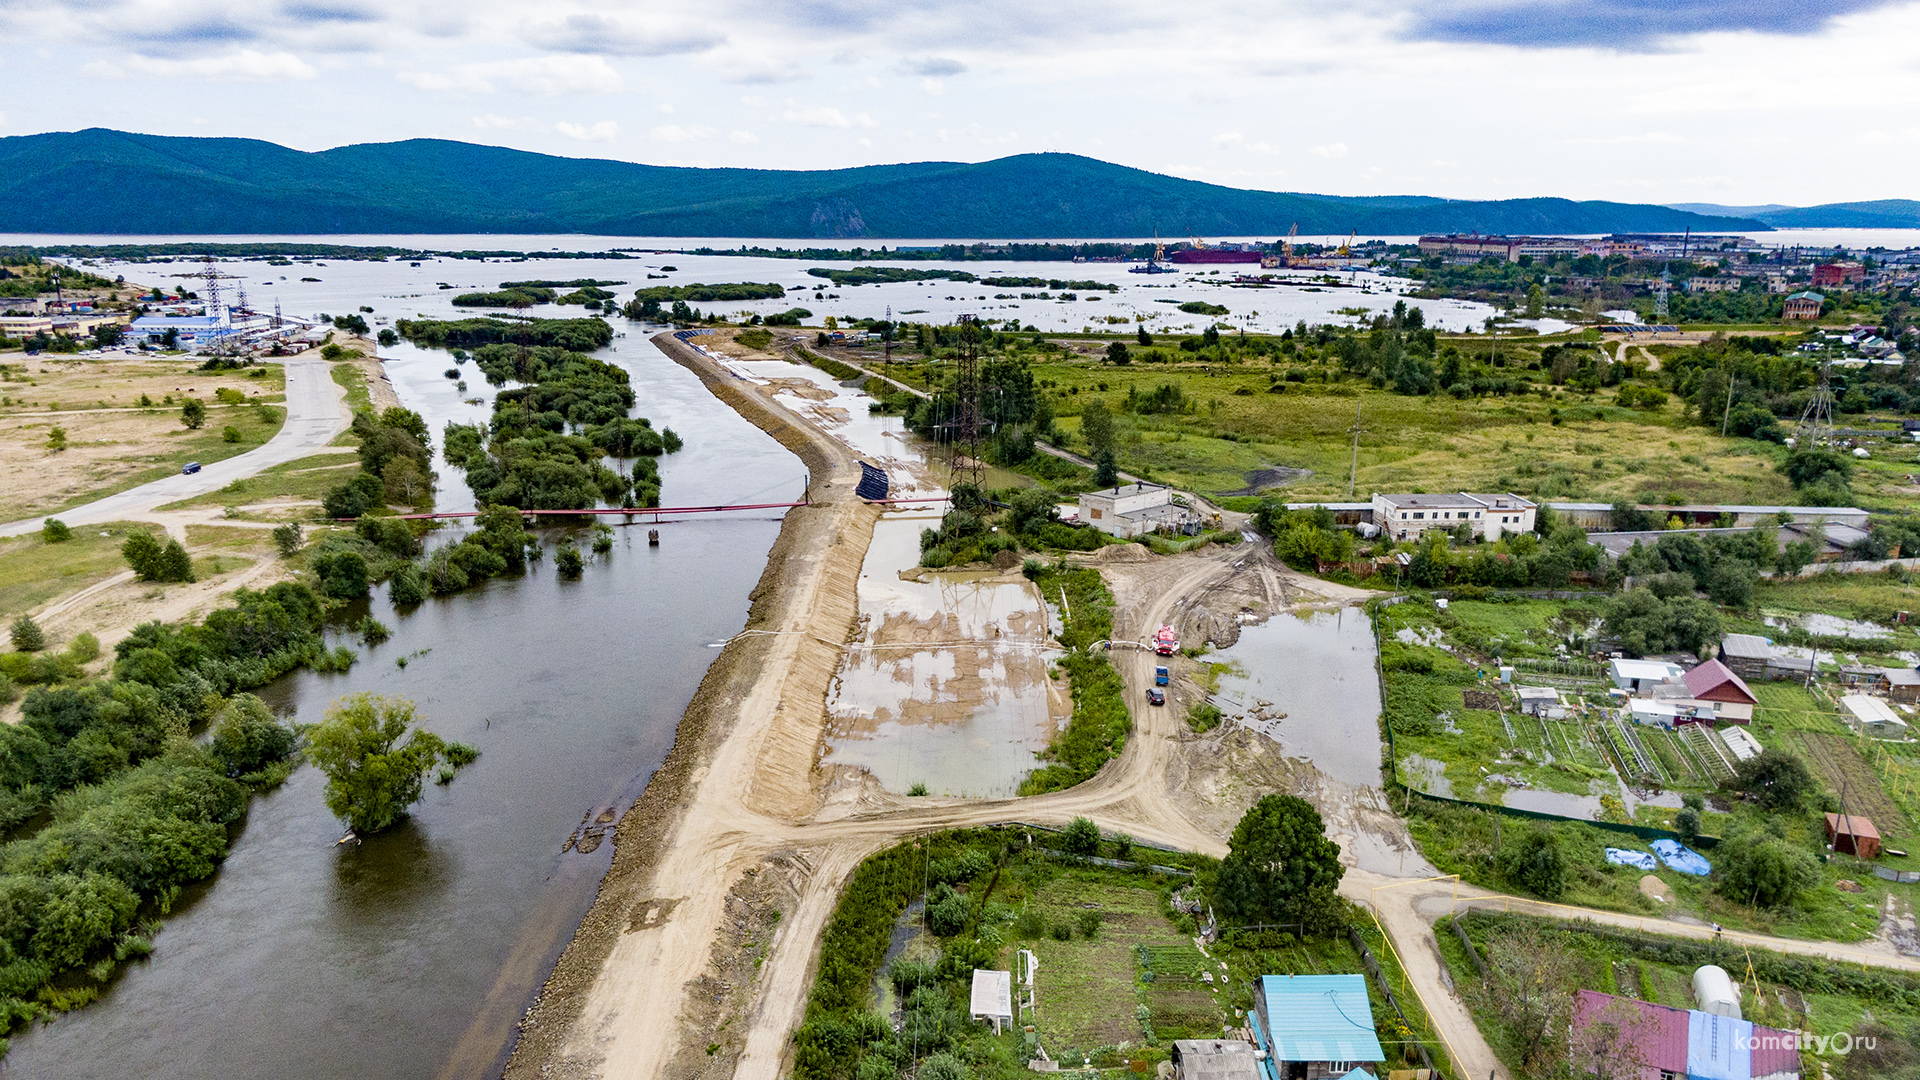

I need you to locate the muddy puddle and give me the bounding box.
[823,515,1067,796]
[709,354,1071,797]
[1207,607,1384,788]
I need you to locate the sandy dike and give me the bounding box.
[504,332,883,1080]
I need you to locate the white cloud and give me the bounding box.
[1213,131,1279,155]
[652,124,716,142]
[525,15,724,58]
[1310,142,1349,158]
[920,78,946,96]
[555,120,619,141]
[472,114,541,131]
[399,56,621,96]
[782,106,876,129]
[657,103,676,114]
[84,49,318,81]
[729,130,759,144]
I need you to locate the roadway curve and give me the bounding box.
[0,354,351,537]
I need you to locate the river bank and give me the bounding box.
[504,331,881,1079]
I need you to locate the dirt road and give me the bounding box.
[513,331,1920,1080]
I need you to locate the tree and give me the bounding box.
[272,522,304,557]
[1482,925,1579,1070]
[1782,447,1852,489]
[181,398,206,429]
[1728,748,1818,811]
[10,614,45,652]
[1104,341,1131,366]
[311,549,370,599]
[155,538,195,583]
[388,563,426,606]
[1079,400,1115,456]
[1094,448,1119,487]
[121,530,193,582]
[555,538,584,578]
[1061,816,1101,855]
[1007,488,1061,535]
[45,426,66,452]
[1136,326,1152,346]
[1500,825,1568,900]
[1716,829,1818,908]
[305,694,448,834]
[1214,794,1346,934]
[40,518,70,543]
[209,693,299,779]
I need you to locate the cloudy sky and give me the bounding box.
[2,0,1917,205]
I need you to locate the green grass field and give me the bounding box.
[157,450,360,512]
[0,522,148,622]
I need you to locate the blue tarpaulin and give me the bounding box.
[1651,839,1711,876]
[1605,848,1658,871]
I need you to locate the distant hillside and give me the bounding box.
[0,128,1768,239]
[1671,199,1920,230]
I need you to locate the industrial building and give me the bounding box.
[1078,482,1203,539]
[1370,492,1535,543]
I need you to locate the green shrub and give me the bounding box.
[9,616,44,653]
[40,519,70,543]
[1061,816,1101,855]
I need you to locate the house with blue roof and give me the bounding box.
[1247,974,1384,1080]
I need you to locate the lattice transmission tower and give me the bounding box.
[1793,359,1837,447]
[952,314,984,491]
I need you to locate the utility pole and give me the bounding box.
[1722,367,1735,437]
[954,314,984,491]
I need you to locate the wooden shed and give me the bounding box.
[1826,813,1882,859]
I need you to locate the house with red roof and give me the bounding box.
[1681,659,1757,724]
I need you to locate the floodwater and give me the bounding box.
[1764,612,1891,640]
[29,233,1504,336]
[696,347,1068,797]
[823,516,1065,797]
[1207,607,1384,788]
[2,288,804,1077]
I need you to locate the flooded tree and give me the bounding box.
[307,693,449,835]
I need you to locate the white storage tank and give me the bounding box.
[1692,964,1742,1019]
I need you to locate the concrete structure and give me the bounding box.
[968,968,1012,1033]
[1371,491,1535,543]
[127,314,235,348]
[1570,990,1801,1080]
[1078,482,1200,539]
[1170,1040,1263,1080]
[1841,694,1910,739]
[1812,261,1866,288]
[1782,291,1826,320]
[1825,813,1883,859]
[1684,277,1742,294]
[1610,658,1685,694]
[1249,974,1384,1080]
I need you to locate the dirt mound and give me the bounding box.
[1223,466,1312,498]
[1089,542,1153,563]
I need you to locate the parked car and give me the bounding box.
[1147,688,1165,706]
[1154,666,1170,686]
[182,461,202,474]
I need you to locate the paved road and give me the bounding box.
[0,356,351,537]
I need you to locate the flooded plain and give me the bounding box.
[1207,606,1385,788]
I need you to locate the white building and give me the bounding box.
[969,969,1012,1033]
[1629,697,1718,728]
[1841,694,1911,739]
[1078,482,1199,539]
[1609,658,1685,694]
[1371,492,1536,543]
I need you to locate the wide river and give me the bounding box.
[2,257,809,1077]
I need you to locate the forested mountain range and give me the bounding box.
[2,128,1775,238]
